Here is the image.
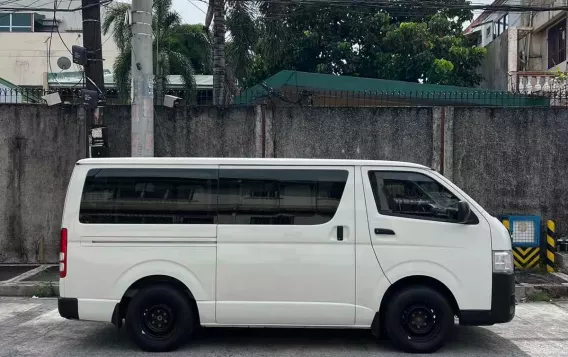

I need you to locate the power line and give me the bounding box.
[47,0,59,84]
[186,0,206,15]
[0,0,111,12]
[215,0,568,13]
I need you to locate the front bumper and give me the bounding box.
[58,298,79,320]
[460,272,515,326]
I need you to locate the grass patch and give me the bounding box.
[526,290,551,302]
[35,281,57,297]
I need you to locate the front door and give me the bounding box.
[216,166,356,325]
[361,166,492,311]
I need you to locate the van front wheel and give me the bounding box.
[126,285,194,352]
[385,286,453,353]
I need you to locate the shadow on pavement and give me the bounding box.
[74,324,531,356]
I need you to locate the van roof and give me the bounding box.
[77,157,429,169]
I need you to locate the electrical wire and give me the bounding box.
[0,0,563,12]
[186,0,207,15]
[47,0,62,84]
[192,0,568,13]
[0,0,57,26]
[0,0,112,12]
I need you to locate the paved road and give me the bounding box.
[1,297,567,357]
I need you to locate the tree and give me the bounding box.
[102,0,210,99]
[206,0,257,103]
[246,1,486,87]
[211,0,226,104]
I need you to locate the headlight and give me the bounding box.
[493,250,514,274]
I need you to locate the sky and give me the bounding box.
[174,0,208,25]
[170,0,495,27]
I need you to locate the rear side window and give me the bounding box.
[80,169,217,224]
[369,171,463,222]
[218,169,348,225]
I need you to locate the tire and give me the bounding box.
[125,285,195,352]
[385,286,453,353]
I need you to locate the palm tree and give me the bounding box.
[102,0,210,101]
[211,0,225,104]
[207,0,257,104]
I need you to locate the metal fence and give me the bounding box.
[1,86,566,107]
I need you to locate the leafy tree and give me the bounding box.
[246,1,486,87]
[102,0,211,98]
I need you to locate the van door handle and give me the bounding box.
[337,226,344,241]
[374,228,395,235]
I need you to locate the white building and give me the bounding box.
[466,0,568,95]
[0,0,119,88]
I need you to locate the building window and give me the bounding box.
[493,14,509,38]
[0,13,33,32]
[548,20,567,69]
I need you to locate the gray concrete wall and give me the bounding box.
[106,106,258,157]
[0,104,567,263]
[452,107,568,234]
[271,107,433,166]
[479,30,509,91]
[0,105,85,263]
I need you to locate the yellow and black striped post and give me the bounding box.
[546,220,556,273]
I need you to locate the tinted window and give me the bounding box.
[218,169,348,225]
[79,169,217,224]
[11,13,31,26]
[0,14,9,26]
[369,171,464,222]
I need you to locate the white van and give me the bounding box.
[58,158,514,353]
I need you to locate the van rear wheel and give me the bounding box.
[385,286,453,353]
[125,285,194,352]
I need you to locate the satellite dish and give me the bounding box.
[57,56,71,70]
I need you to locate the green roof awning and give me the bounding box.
[234,70,549,107]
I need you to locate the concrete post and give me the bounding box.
[443,107,454,181]
[507,28,519,92]
[432,106,454,179]
[432,107,442,172]
[254,105,264,158]
[131,0,154,157]
[254,105,275,158]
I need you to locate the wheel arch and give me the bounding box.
[113,273,201,328]
[371,275,459,337]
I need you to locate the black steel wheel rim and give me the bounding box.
[401,304,440,341]
[141,304,176,340]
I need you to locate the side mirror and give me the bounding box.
[457,201,472,224]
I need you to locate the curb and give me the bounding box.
[0,282,59,297]
[515,283,568,301]
[0,264,59,297]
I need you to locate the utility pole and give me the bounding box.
[81,0,107,157]
[131,0,154,157]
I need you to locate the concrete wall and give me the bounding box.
[452,107,568,234]
[271,107,433,166]
[0,32,119,87]
[479,29,510,91]
[0,104,567,262]
[106,106,259,157]
[0,105,85,263]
